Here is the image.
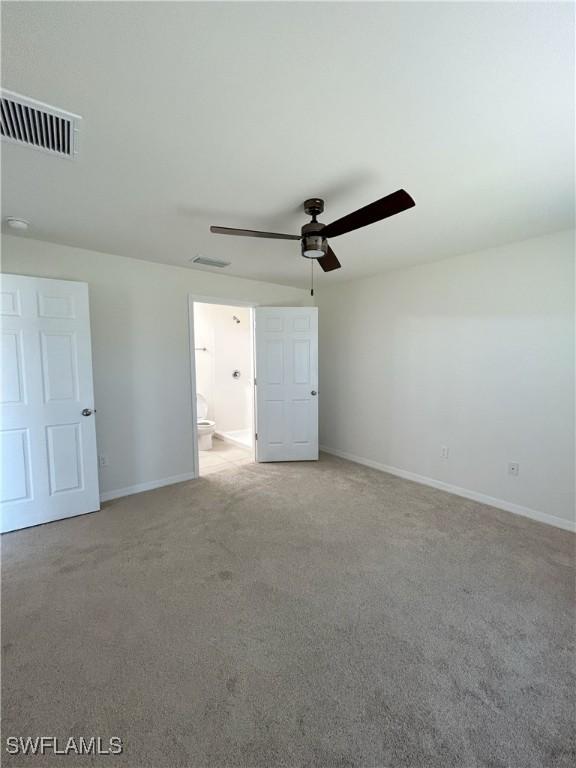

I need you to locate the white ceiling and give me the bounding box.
[2,1,574,288]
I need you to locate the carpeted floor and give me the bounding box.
[2,454,574,767]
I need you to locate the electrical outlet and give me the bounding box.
[440,445,449,459]
[98,454,109,468]
[508,462,520,477]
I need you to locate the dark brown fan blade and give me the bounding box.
[320,189,415,239]
[317,246,341,272]
[210,226,300,240]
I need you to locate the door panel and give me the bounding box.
[264,400,285,445]
[46,423,83,494]
[255,307,318,462]
[291,399,311,444]
[2,331,25,403]
[265,340,284,384]
[37,292,76,319]
[41,331,79,402]
[1,289,21,316]
[293,339,311,383]
[1,428,32,502]
[0,275,99,532]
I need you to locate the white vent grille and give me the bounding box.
[191,256,230,268]
[0,90,81,158]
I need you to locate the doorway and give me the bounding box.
[189,300,319,477]
[189,298,256,477]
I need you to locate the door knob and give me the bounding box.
[311,391,317,396]
[81,408,93,416]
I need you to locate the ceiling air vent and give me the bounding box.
[0,89,81,159]
[191,256,230,268]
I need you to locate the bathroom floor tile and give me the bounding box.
[201,463,238,476]
[231,457,252,466]
[223,448,254,461]
[199,438,252,476]
[199,453,229,468]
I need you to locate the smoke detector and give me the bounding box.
[0,89,81,158]
[5,217,30,231]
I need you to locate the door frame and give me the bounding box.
[187,295,258,478]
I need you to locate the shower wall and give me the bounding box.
[193,303,253,438]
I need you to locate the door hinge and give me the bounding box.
[255,433,258,441]
[254,377,257,386]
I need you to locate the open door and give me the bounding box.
[254,307,318,462]
[1,275,100,532]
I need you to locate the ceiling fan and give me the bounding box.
[210,189,416,273]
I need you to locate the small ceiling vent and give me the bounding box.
[0,89,81,159]
[191,256,230,268]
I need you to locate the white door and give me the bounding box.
[1,275,100,532]
[254,307,318,462]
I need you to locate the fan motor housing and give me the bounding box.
[301,220,328,259]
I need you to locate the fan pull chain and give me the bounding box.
[310,258,314,297]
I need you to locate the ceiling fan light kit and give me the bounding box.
[301,199,328,260]
[210,189,416,284]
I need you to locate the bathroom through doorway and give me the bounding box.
[190,298,255,477]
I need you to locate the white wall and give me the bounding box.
[193,303,252,434]
[1,235,310,498]
[318,229,575,530]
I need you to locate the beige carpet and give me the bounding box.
[2,453,574,767]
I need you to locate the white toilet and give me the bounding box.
[196,393,216,450]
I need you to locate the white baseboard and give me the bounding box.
[215,431,252,450]
[320,446,575,532]
[100,472,197,503]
